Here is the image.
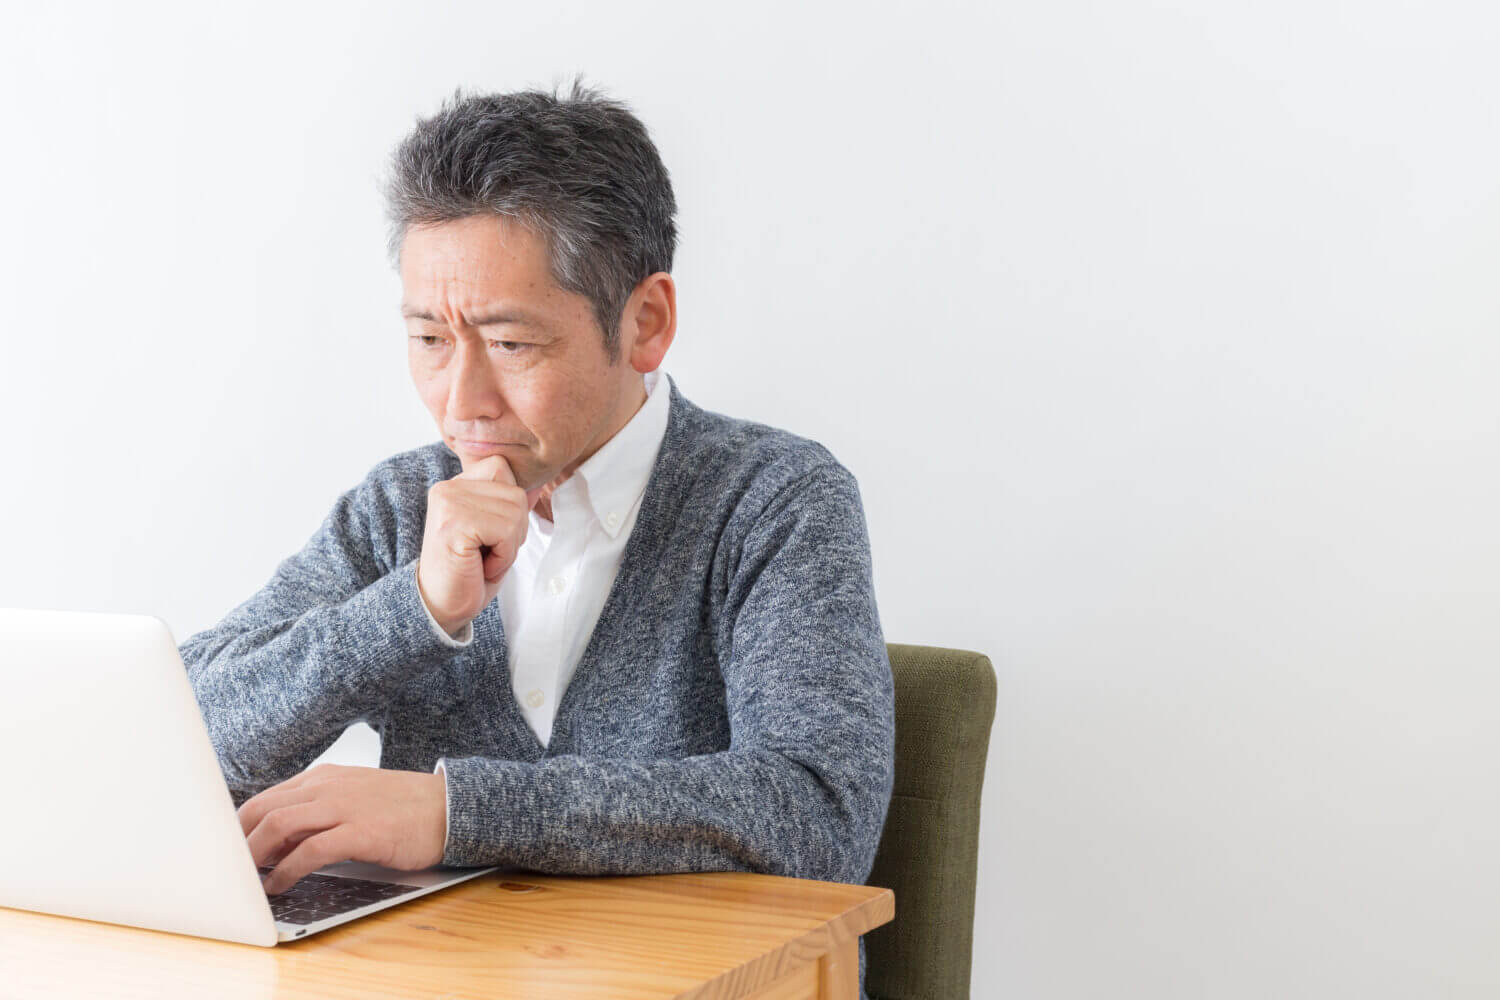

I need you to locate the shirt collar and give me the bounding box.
[556,368,672,539]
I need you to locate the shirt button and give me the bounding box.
[525,689,545,708]
[604,511,620,529]
[548,575,567,595]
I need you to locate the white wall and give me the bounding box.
[3,2,1496,995]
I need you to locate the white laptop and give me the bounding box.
[0,606,498,946]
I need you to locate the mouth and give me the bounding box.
[457,438,519,451]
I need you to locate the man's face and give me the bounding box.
[400,214,634,488]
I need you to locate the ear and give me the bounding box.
[620,271,676,373]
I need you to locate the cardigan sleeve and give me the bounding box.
[178,476,469,807]
[434,462,897,888]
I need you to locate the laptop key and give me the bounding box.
[276,907,323,925]
[266,871,422,927]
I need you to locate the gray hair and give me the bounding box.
[382,76,678,362]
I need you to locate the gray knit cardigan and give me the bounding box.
[180,377,896,993]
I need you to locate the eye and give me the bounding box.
[408,334,529,354]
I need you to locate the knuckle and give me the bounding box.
[305,828,345,865]
[263,809,290,836]
[438,517,464,537]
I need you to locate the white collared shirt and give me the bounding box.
[417,368,672,748]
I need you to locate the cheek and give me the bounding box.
[506,387,546,443]
[536,382,590,448]
[512,383,576,456]
[408,364,448,417]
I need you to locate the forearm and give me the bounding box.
[438,717,893,885]
[183,559,462,798]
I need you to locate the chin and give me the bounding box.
[453,442,529,475]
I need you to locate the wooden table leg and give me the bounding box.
[817,937,859,999]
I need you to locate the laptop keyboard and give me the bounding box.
[258,864,420,925]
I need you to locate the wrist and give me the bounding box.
[430,771,449,866]
[415,561,469,638]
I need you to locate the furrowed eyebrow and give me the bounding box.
[400,305,544,328]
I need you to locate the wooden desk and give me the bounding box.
[0,870,893,999]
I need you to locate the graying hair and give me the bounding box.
[382,76,677,362]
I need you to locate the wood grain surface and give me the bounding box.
[0,870,894,999]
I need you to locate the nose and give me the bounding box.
[447,336,505,425]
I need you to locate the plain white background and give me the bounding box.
[3,2,1496,996]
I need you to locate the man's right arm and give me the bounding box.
[179,473,469,806]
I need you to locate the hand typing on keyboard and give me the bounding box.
[237,763,448,895]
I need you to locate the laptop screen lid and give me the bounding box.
[0,607,278,946]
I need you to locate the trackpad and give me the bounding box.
[313,859,484,888]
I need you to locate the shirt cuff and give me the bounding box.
[415,564,475,647]
[433,760,451,861]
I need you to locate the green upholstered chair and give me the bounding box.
[864,643,997,1000]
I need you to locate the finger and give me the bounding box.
[457,454,516,486]
[262,826,356,896]
[437,488,530,539]
[259,828,315,870]
[236,763,346,829]
[447,488,532,522]
[238,783,319,839]
[484,545,509,583]
[440,504,527,562]
[258,821,324,871]
[441,479,532,504]
[246,799,341,869]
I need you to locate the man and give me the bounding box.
[180,79,894,992]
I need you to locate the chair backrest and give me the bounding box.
[864,643,997,1000]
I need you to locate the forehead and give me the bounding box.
[399,215,556,301]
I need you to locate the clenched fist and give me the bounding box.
[416,454,548,637]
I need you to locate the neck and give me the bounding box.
[534,372,649,523]
[560,373,648,478]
